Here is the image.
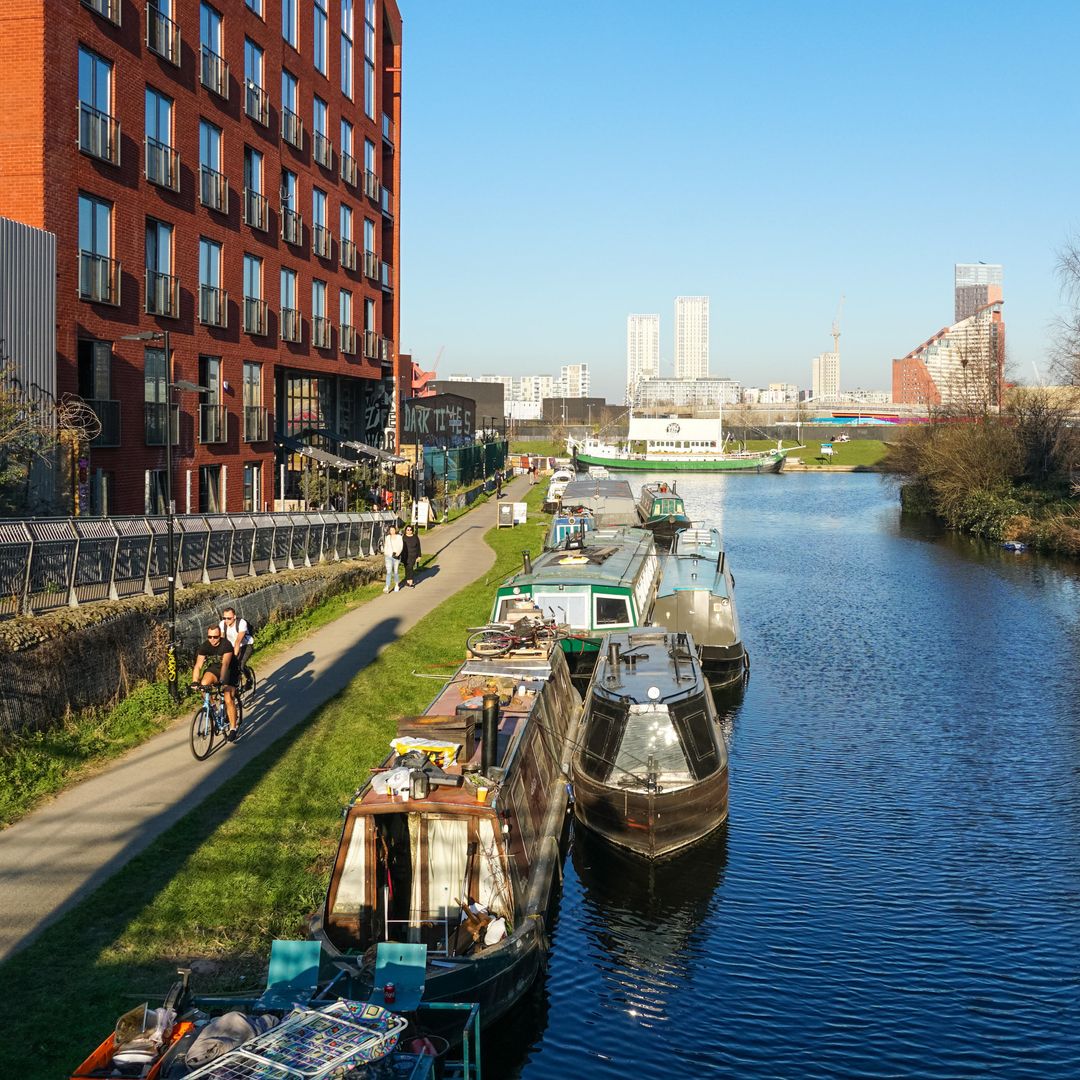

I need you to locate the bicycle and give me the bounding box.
[189,683,245,760]
[466,616,565,658]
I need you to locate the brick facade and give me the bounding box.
[0,0,402,514]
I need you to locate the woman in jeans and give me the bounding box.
[402,525,422,588]
[383,526,404,592]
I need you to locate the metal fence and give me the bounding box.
[0,510,397,619]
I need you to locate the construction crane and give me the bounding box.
[831,295,845,356]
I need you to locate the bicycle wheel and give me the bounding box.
[243,666,257,700]
[190,706,215,760]
[235,694,245,736]
[467,629,513,657]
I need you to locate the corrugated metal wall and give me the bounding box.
[0,215,56,402]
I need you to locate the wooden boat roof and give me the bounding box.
[591,629,707,705]
[501,526,656,590]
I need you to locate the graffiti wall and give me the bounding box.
[402,393,476,447]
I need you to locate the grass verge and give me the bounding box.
[742,437,888,468]
[0,485,549,1080]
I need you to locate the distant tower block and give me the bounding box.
[627,314,660,403]
[955,263,1003,323]
[674,296,709,380]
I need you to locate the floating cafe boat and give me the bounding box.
[571,414,788,473]
[571,630,730,859]
[652,527,748,690]
[635,480,692,550]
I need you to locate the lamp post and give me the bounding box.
[122,330,205,703]
[442,445,449,523]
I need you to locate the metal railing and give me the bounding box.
[144,401,179,446]
[280,207,303,245]
[280,306,301,342]
[200,45,229,98]
[340,324,357,355]
[380,261,393,292]
[363,169,380,200]
[244,297,268,335]
[200,165,228,213]
[199,403,227,444]
[340,237,357,271]
[380,187,393,219]
[312,316,332,349]
[312,224,332,259]
[382,113,395,148]
[78,102,121,165]
[78,252,121,305]
[313,132,333,169]
[340,152,358,186]
[363,329,380,360]
[243,405,270,442]
[147,5,181,66]
[245,81,270,126]
[243,188,268,231]
[87,399,121,447]
[199,284,228,328]
[82,0,121,26]
[363,249,379,279]
[0,511,397,618]
[145,269,180,318]
[145,136,180,191]
[281,108,304,149]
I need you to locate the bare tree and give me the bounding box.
[1054,236,1080,385]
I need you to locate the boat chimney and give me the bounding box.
[607,640,621,671]
[522,550,532,575]
[481,693,500,774]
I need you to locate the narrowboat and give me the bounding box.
[312,644,582,1028]
[490,526,660,680]
[556,476,639,527]
[571,630,729,858]
[545,507,594,550]
[635,481,692,550]
[542,467,576,512]
[652,528,747,690]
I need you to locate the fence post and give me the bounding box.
[67,520,80,608]
[20,533,34,615]
[142,519,154,596]
[200,517,211,584]
[107,524,120,601]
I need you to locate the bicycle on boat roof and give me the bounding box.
[465,614,570,658]
[189,682,246,760]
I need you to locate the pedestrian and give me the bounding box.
[402,524,422,588]
[383,525,403,592]
[495,469,503,499]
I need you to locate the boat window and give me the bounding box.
[614,704,691,780]
[595,594,631,627]
[670,706,723,780]
[477,815,512,917]
[495,594,525,620]
[535,589,589,628]
[419,815,469,927]
[580,696,626,780]
[331,814,367,915]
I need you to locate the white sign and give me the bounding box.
[512,501,528,525]
[412,498,431,528]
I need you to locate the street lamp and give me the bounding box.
[122,329,205,703]
[442,445,449,523]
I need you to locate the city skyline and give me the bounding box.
[399,1,1074,401]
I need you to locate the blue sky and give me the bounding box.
[399,1,1080,400]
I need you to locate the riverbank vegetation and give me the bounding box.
[0,487,550,1080]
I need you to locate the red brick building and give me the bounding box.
[0,0,401,514]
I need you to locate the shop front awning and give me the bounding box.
[275,434,361,471]
[339,438,406,464]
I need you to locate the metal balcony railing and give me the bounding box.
[363,249,379,279]
[382,113,395,149]
[199,404,227,444]
[87,399,121,447]
[78,102,121,165]
[78,252,121,305]
[200,165,228,213]
[200,45,229,99]
[363,169,380,201]
[144,401,179,446]
[380,261,393,292]
[312,316,332,349]
[312,224,332,259]
[281,108,303,150]
[145,270,180,318]
[363,328,380,360]
[244,297,268,335]
[243,188,268,231]
[199,284,228,328]
[340,152,358,186]
[340,324,357,355]
[280,306,301,342]
[380,336,393,363]
[280,207,303,245]
[313,132,333,169]
[243,405,270,443]
[340,238,357,271]
[245,82,270,126]
[380,187,394,220]
[81,0,121,26]
[145,136,180,191]
[146,5,181,66]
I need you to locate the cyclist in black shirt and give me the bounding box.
[192,624,239,740]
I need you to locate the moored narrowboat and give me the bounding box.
[572,630,729,859]
[635,481,692,550]
[543,467,576,512]
[557,477,639,528]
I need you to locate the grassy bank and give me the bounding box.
[0,487,549,1080]
[510,438,567,458]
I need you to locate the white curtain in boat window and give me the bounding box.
[477,817,511,920]
[411,816,468,928]
[332,817,367,915]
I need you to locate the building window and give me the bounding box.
[340,0,354,98]
[144,346,173,447]
[198,355,225,443]
[199,119,227,212]
[145,218,177,317]
[282,0,297,48]
[363,0,375,119]
[281,71,302,150]
[340,202,353,243]
[280,266,298,308]
[313,0,328,76]
[243,146,267,229]
[243,253,266,334]
[280,266,300,341]
[312,187,330,258]
[145,87,178,190]
[78,193,118,304]
[341,118,354,162]
[199,2,228,97]
[199,237,226,326]
[313,95,332,167]
[199,465,223,513]
[312,279,330,348]
[243,462,262,512]
[78,47,118,164]
[78,340,120,447]
[244,38,269,125]
[147,469,167,515]
[243,361,266,443]
[245,0,262,16]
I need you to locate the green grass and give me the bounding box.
[741,437,888,468]
[510,438,567,458]
[0,486,550,1080]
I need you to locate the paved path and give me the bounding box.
[0,479,527,964]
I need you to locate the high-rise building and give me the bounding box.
[811,352,840,400]
[0,0,402,514]
[559,364,590,399]
[674,296,709,379]
[955,263,1003,322]
[626,314,660,401]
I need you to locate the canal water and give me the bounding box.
[489,473,1080,1078]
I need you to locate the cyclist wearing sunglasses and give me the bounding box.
[191,623,239,740]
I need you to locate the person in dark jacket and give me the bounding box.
[402,525,422,587]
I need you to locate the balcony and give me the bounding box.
[81,0,121,26]
[340,324,357,355]
[340,238,357,271]
[243,188,268,231]
[380,262,393,292]
[200,165,228,213]
[363,249,379,279]
[245,82,270,127]
[382,113,395,150]
[145,136,180,192]
[145,269,180,318]
[312,317,332,350]
[281,108,304,150]
[363,169,380,201]
[147,5,181,66]
[313,132,333,169]
[200,45,229,99]
[244,297,268,336]
[280,307,301,343]
[243,405,270,443]
[144,401,179,446]
[363,329,380,360]
[87,399,121,448]
[312,224,332,260]
[280,208,303,246]
[78,102,121,166]
[380,187,394,220]
[78,252,121,305]
[340,152,358,186]
[380,336,393,363]
[199,403,227,444]
[199,284,228,328]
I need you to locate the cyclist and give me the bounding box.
[220,606,255,694]
[191,623,239,741]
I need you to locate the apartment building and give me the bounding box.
[955,263,1003,323]
[811,351,840,401]
[674,296,709,380]
[558,363,590,399]
[626,314,659,402]
[0,0,402,514]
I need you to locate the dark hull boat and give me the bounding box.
[313,645,582,1029]
[572,630,729,859]
[635,481,692,551]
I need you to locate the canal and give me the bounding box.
[490,472,1080,1077]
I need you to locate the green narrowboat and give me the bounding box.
[635,481,693,550]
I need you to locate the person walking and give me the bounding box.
[383,525,404,592]
[495,469,503,499]
[402,524,422,588]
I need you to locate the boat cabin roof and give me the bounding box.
[591,629,707,705]
[672,528,723,557]
[560,478,639,525]
[501,526,656,590]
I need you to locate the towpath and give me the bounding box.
[0,478,527,964]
